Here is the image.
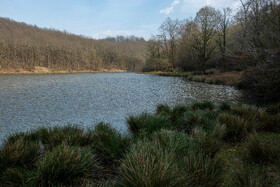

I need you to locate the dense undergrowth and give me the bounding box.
[1,101,280,186]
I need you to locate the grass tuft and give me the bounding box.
[37,144,99,185]
[0,137,40,169]
[94,122,129,162]
[191,101,215,111]
[118,139,185,186]
[126,113,171,135]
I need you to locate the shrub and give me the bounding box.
[126,113,171,135]
[180,153,224,186]
[191,101,215,111]
[118,139,185,186]
[218,113,254,142]
[94,123,129,162]
[37,144,99,185]
[244,133,279,164]
[0,168,37,186]
[0,137,40,169]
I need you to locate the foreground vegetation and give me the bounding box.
[1,101,280,186]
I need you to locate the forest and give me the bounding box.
[144,0,280,102]
[0,18,146,72]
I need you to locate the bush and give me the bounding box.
[37,144,99,185]
[94,123,129,162]
[0,168,37,186]
[266,103,280,115]
[191,101,215,111]
[244,134,279,164]
[126,113,171,135]
[118,139,185,186]
[0,137,40,169]
[241,59,280,102]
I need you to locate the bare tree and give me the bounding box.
[159,18,181,71]
[192,6,220,73]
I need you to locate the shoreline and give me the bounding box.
[0,67,128,75]
[146,70,244,87]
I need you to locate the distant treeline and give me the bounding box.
[0,18,146,72]
[144,0,280,102]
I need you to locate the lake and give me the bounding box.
[0,73,242,143]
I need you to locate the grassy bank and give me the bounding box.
[0,66,127,75]
[155,70,244,86]
[1,101,280,186]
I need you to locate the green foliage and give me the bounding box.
[118,139,185,187]
[126,113,171,135]
[218,113,254,142]
[151,129,191,156]
[0,137,40,169]
[156,104,171,116]
[191,100,215,110]
[180,153,225,186]
[179,110,217,133]
[37,144,99,185]
[244,134,280,164]
[94,123,129,162]
[0,168,37,186]
[219,102,231,111]
[191,125,225,158]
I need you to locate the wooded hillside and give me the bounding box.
[0,18,146,72]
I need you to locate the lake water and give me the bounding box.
[0,73,242,143]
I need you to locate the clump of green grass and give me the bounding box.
[37,144,100,185]
[191,101,215,111]
[219,102,231,111]
[266,103,280,115]
[0,137,40,169]
[191,125,225,158]
[244,133,279,164]
[180,153,224,186]
[231,104,259,119]
[151,129,191,157]
[231,166,270,187]
[156,104,171,116]
[118,139,185,186]
[126,113,171,136]
[179,110,217,133]
[38,125,95,148]
[218,113,254,142]
[0,168,37,186]
[94,122,129,162]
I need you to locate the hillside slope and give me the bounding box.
[0,17,146,72]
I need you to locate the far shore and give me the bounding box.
[0,66,127,75]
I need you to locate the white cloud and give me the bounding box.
[160,0,181,15]
[182,0,241,14]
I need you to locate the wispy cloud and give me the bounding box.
[182,0,241,13]
[160,0,180,15]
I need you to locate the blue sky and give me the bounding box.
[0,0,240,40]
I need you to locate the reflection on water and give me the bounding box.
[0,73,242,143]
